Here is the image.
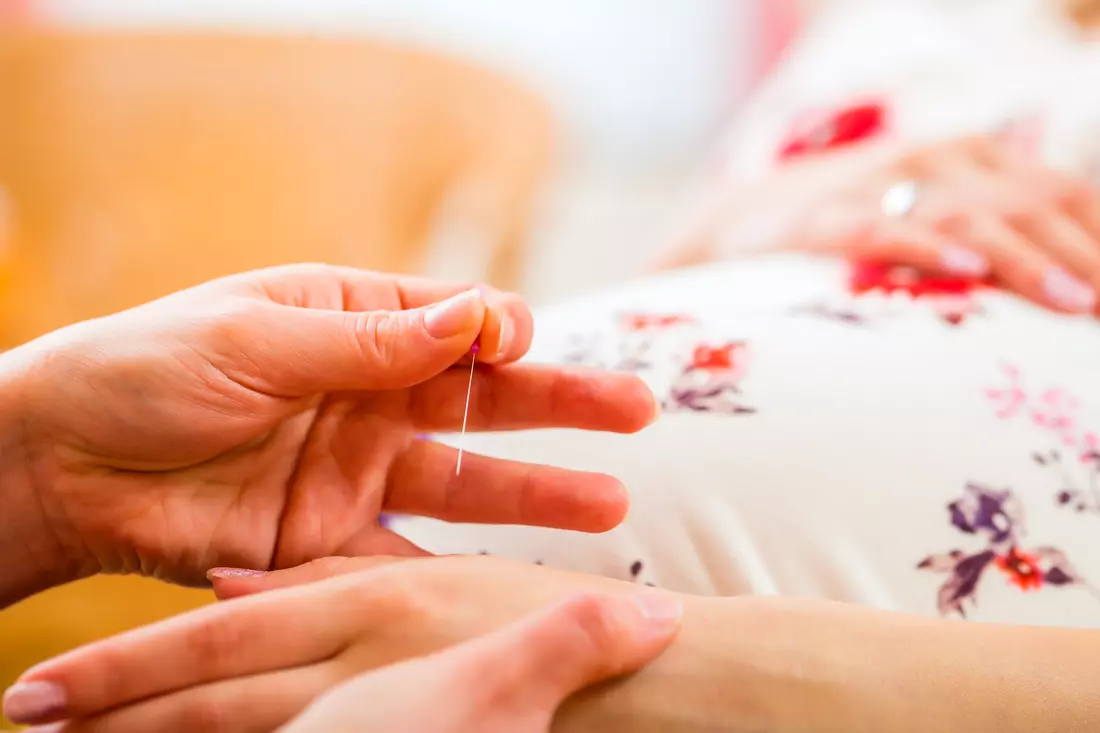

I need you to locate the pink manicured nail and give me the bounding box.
[940,245,989,277]
[207,567,267,579]
[1043,267,1096,312]
[3,681,67,724]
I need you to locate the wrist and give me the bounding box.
[0,347,82,606]
[555,596,815,733]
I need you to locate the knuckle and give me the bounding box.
[347,568,425,623]
[959,134,997,160]
[862,216,909,253]
[995,251,1033,284]
[1052,178,1094,207]
[185,614,247,674]
[302,556,357,578]
[927,209,967,235]
[350,310,401,369]
[892,148,926,175]
[560,594,620,662]
[206,298,275,348]
[181,696,232,732]
[1000,202,1041,228]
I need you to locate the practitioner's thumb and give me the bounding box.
[221,289,485,395]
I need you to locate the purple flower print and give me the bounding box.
[947,483,1022,546]
[918,549,996,618]
[918,483,1097,618]
[559,316,758,417]
[1034,448,1100,515]
[629,559,656,587]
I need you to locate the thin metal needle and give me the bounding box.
[455,349,477,476]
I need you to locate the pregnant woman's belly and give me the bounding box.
[393,255,1100,626]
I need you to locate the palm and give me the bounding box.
[46,389,425,585]
[15,265,655,587]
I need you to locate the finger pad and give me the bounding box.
[575,375,658,433]
[526,473,629,533]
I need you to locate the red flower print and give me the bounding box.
[995,547,1044,591]
[779,101,888,162]
[847,261,989,326]
[620,313,696,332]
[665,341,755,414]
[688,342,746,372]
[849,261,986,298]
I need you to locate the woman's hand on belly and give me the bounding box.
[666,135,1100,316]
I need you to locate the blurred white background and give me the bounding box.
[33,0,766,301]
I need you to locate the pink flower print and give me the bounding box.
[1030,389,1082,446]
[1083,433,1100,466]
[987,384,1026,419]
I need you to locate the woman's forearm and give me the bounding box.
[555,596,822,732]
[557,595,1100,733]
[811,602,1100,732]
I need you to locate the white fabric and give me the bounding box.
[395,255,1100,624]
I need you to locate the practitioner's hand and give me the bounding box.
[0,264,656,600]
[4,556,682,731]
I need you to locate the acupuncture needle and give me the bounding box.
[455,339,479,476]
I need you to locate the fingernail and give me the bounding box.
[424,289,483,339]
[1043,267,1097,312]
[207,567,267,579]
[940,245,989,276]
[495,317,514,359]
[3,681,66,724]
[630,591,683,636]
[25,725,65,733]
